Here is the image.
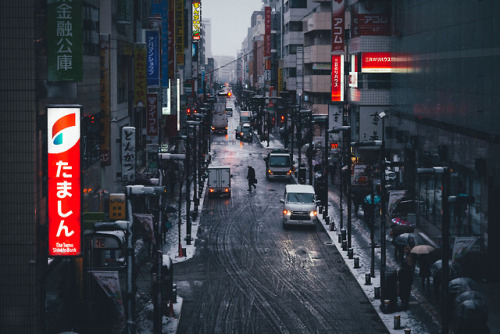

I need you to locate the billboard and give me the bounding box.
[147,93,159,141]
[361,52,392,73]
[331,55,344,102]
[351,0,391,37]
[146,30,160,87]
[121,127,136,183]
[175,0,185,65]
[48,106,81,256]
[47,0,83,81]
[331,0,345,51]
[192,1,201,41]
[264,7,271,57]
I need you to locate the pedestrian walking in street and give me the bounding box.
[247,165,257,191]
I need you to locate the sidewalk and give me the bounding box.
[275,128,499,334]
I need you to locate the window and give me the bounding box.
[290,0,307,8]
[289,21,303,32]
[83,4,99,56]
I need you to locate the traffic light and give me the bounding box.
[280,115,285,123]
[187,108,191,115]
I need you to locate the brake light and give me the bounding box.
[209,188,214,193]
[224,188,229,192]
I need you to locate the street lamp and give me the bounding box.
[329,126,351,244]
[417,167,450,333]
[186,120,201,243]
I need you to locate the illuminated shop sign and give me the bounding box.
[192,1,201,41]
[331,55,344,102]
[48,106,81,256]
[361,52,392,73]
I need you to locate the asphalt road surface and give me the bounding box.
[175,105,389,334]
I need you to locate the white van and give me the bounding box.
[280,184,318,229]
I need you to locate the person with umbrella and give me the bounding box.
[411,245,435,290]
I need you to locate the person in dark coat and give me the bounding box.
[247,166,257,191]
[398,245,415,310]
[418,254,432,290]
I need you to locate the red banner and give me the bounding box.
[331,55,344,102]
[264,6,271,57]
[331,0,345,51]
[48,106,81,256]
[361,52,392,73]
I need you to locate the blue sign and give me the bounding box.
[151,0,169,87]
[146,30,160,87]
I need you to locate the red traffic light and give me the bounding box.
[187,108,191,115]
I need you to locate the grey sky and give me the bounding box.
[202,0,263,58]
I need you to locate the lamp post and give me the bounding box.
[377,111,388,303]
[330,126,351,244]
[417,167,450,333]
[186,121,200,243]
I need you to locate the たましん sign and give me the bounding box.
[48,106,81,256]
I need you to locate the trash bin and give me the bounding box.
[384,269,398,312]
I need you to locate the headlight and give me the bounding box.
[283,210,291,216]
[287,170,292,175]
[310,211,317,217]
[268,169,273,175]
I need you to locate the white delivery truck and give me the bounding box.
[264,149,293,181]
[207,166,231,197]
[212,105,228,134]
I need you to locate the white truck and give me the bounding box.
[207,166,231,197]
[264,149,293,181]
[212,108,228,135]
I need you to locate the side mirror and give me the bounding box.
[280,199,285,204]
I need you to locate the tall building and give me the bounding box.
[202,18,212,62]
[389,0,500,278]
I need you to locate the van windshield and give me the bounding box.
[287,193,314,203]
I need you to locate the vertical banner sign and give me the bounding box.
[175,0,185,65]
[264,6,271,58]
[168,2,176,79]
[146,30,160,87]
[192,1,201,41]
[100,35,111,166]
[332,0,345,51]
[331,55,344,102]
[134,43,147,108]
[121,127,136,182]
[48,106,81,256]
[147,93,159,141]
[151,0,169,88]
[47,0,83,81]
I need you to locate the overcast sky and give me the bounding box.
[202,0,263,58]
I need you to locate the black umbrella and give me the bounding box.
[449,277,480,295]
[455,290,487,305]
[430,259,463,279]
[394,232,422,246]
[456,298,488,321]
[163,205,177,213]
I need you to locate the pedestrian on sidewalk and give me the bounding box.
[417,254,432,290]
[398,245,415,310]
[247,165,257,191]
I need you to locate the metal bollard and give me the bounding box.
[384,299,391,312]
[365,273,372,285]
[354,256,360,268]
[325,216,330,225]
[404,328,411,334]
[342,240,348,251]
[394,315,401,329]
[330,220,335,231]
[348,248,354,259]
[341,228,347,241]
[374,286,380,299]
[338,233,342,243]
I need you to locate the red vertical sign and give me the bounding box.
[331,55,344,102]
[48,106,81,256]
[264,6,271,58]
[332,0,345,51]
